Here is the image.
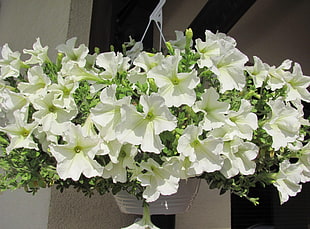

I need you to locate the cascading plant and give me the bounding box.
[0,29,309,228]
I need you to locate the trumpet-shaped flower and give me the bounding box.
[117,93,177,153]
[210,48,248,92]
[195,38,220,68]
[163,156,197,179]
[32,91,77,135]
[18,66,51,96]
[296,142,310,183]
[263,99,301,150]
[177,125,223,174]
[126,40,143,60]
[56,37,88,67]
[103,143,137,183]
[148,52,200,107]
[122,204,159,229]
[168,30,189,50]
[96,52,130,79]
[210,100,258,141]
[137,158,180,202]
[273,160,303,204]
[193,87,230,130]
[61,62,103,82]
[0,88,28,125]
[0,111,38,153]
[48,75,78,108]
[23,38,49,65]
[246,56,269,88]
[220,137,259,178]
[283,63,310,102]
[127,66,147,84]
[266,59,292,91]
[91,85,131,141]
[50,124,103,181]
[226,99,258,140]
[0,44,22,79]
[134,52,164,73]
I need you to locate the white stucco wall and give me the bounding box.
[0,0,71,228]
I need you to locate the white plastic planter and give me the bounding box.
[114,179,200,215]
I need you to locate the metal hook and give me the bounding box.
[140,0,166,50]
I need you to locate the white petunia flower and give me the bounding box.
[0,44,22,79]
[263,98,301,150]
[283,62,310,102]
[127,66,147,84]
[56,37,89,67]
[96,52,130,79]
[168,30,189,50]
[195,38,220,68]
[61,62,102,82]
[193,87,230,130]
[163,156,197,179]
[137,158,180,202]
[50,124,103,181]
[210,48,248,92]
[0,88,28,125]
[18,66,51,97]
[220,137,259,178]
[32,91,77,135]
[266,59,292,91]
[122,204,159,229]
[210,100,258,141]
[0,111,38,153]
[297,142,310,183]
[23,38,49,65]
[91,85,131,141]
[177,125,223,174]
[246,56,269,88]
[134,51,164,73]
[126,41,143,61]
[148,51,200,107]
[117,93,177,153]
[48,75,78,108]
[103,143,137,183]
[273,160,303,204]
[226,99,258,140]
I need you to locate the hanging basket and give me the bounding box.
[114,179,200,215]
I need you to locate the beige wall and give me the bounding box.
[0,0,71,58]
[229,0,310,74]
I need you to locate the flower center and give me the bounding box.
[171,76,179,85]
[145,111,155,121]
[21,128,30,137]
[49,105,57,113]
[74,146,82,153]
[119,150,126,158]
[190,139,200,148]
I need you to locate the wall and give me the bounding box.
[0,0,71,228]
[229,0,310,75]
[0,0,71,59]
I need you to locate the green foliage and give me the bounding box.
[0,132,58,194]
[72,80,100,125]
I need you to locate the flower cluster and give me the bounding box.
[0,29,309,213]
